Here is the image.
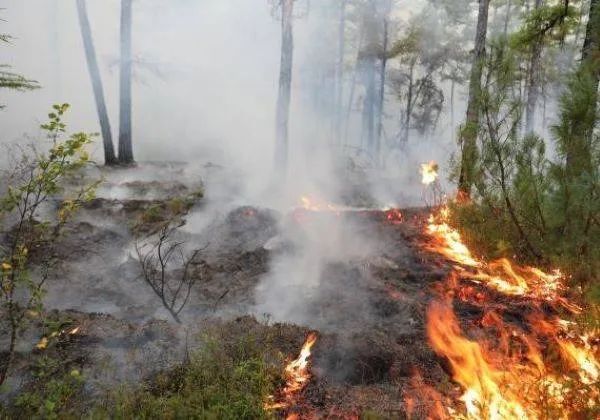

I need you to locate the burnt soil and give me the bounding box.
[1,174,471,418]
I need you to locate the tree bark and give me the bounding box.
[274,0,294,177]
[118,0,134,164]
[76,0,117,165]
[525,0,544,135]
[458,0,490,198]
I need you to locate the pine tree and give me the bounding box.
[0,35,38,109]
[458,0,491,198]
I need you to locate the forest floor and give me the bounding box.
[2,163,594,418]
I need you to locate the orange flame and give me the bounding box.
[423,207,599,418]
[426,208,578,310]
[265,332,319,412]
[427,302,530,419]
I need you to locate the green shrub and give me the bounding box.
[93,333,280,420]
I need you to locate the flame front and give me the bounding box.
[422,207,599,418]
[425,210,576,308]
[265,332,319,412]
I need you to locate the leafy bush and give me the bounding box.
[0,104,97,387]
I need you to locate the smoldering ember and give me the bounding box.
[0,1,598,419]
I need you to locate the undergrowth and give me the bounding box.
[91,332,280,420]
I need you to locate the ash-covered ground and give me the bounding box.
[1,163,453,417]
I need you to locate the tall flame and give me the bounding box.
[265,332,319,412]
[427,302,530,419]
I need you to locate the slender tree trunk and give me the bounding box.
[458,0,490,198]
[118,0,134,164]
[344,26,365,145]
[274,0,294,177]
[566,0,600,171]
[450,79,456,144]
[582,0,599,90]
[335,0,347,145]
[525,0,544,135]
[51,0,62,100]
[360,0,379,155]
[76,0,116,165]
[362,59,377,151]
[375,12,390,166]
[503,0,512,37]
[403,59,416,145]
[0,319,17,387]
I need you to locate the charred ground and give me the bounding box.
[1,166,596,419]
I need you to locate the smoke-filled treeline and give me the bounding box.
[2,1,595,196]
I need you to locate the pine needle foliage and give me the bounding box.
[450,37,599,294]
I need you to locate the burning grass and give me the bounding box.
[419,206,600,419]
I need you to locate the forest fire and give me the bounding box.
[421,207,600,418]
[265,332,319,413]
[420,161,439,186]
[427,301,529,419]
[299,196,339,213]
[425,210,576,308]
[385,208,404,224]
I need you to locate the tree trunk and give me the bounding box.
[76,0,116,165]
[344,26,365,145]
[118,0,134,164]
[582,0,599,90]
[525,0,544,135]
[274,0,294,177]
[458,0,490,198]
[0,314,17,387]
[450,79,456,144]
[51,0,62,100]
[375,3,391,166]
[566,0,600,171]
[503,0,512,37]
[335,0,347,145]
[362,60,377,151]
[360,0,380,156]
[403,59,416,145]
